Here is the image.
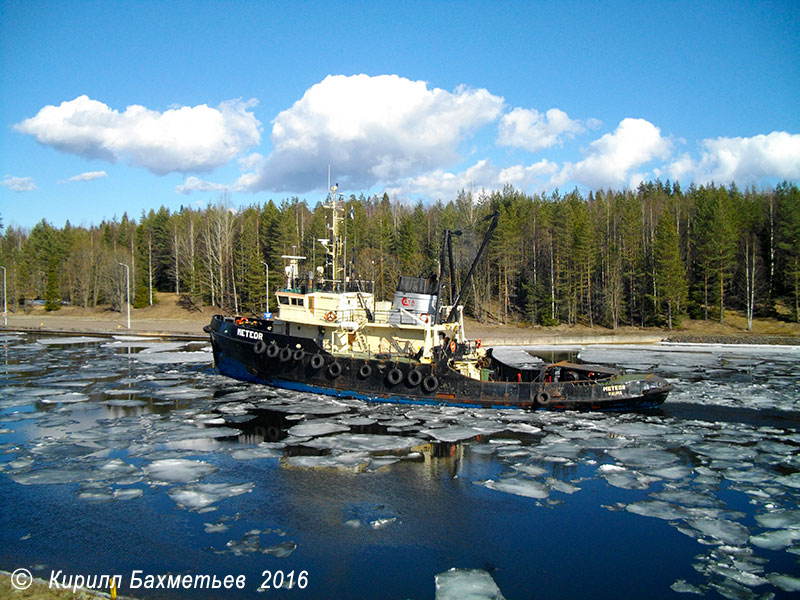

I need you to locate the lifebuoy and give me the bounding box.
[328,361,342,377]
[324,311,337,322]
[310,354,325,370]
[266,343,279,358]
[419,313,429,323]
[536,391,551,405]
[449,340,457,353]
[476,339,482,349]
[279,347,292,362]
[387,368,403,385]
[253,340,267,354]
[407,368,423,387]
[358,363,372,378]
[293,348,305,361]
[422,375,439,393]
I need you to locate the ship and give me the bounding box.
[205,187,671,411]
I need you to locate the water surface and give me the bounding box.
[1,333,799,599]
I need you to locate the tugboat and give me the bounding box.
[205,188,671,410]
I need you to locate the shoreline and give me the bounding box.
[2,312,799,346]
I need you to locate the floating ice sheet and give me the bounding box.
[39,392,89,404]
[37,337,105,345]
[168,482,253,511]
[286,421,350,438]
[479,477,550,499]
[435,568,506,600]
[421,426,485,442]
[302,433,424,454]
[144,458,218,483]
[283,453,370,471]
[135,351,213,364]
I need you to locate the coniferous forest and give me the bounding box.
[1,180,799,330]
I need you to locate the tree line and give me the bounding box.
[1,180,799,329]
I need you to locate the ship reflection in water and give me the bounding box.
[1,332,799,599]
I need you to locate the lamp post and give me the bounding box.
[260,261,269,315]
[1,266,6,327]
[118,262,130,329]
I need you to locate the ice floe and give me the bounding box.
[135,351,213,364]
[143,458,218,483]
[421,426,486,442]
[283,453,370,472]
[767,573,800,592]
[37,336,105,345]
[435,568,506,600]
[479,477,550,499]
[285,421,350,438]
[168,482,254,511]
[302,433,424,454]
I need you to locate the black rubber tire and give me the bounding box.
[293,348,305,361]
[310,354,325,370]
[279,346,292,362]
[358,363,372,379]
[253,340,267,354]
[386,368,403,385]
[407,368,423,387]
[536,391,551,405]
[422,375,439,393]
[328,362,342,377]
[266,343,279,358]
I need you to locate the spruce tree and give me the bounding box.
[654,210,687,328]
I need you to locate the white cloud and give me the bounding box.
[237,74,504,193]
[14,96,261,175]
[385,158,557,200]
[667,131,800,185]
[176,176,229,195]
[553,118,672,189]
[63,170,108,182]
[2,175,38,191]
[499,160,559,188]
[497,107,586,152]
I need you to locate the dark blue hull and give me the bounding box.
[207,315,671,411]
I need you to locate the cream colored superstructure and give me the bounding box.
[273,287,469,366]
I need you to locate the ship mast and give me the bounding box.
[320,169,344,289]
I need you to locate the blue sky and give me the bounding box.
[1,0,799,229]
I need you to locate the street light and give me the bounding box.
[118,262,130,329]
[1,266,6,327]
[260,261,270,316]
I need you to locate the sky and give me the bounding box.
[1,0,799,229]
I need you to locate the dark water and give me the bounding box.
[1,333,799,599]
